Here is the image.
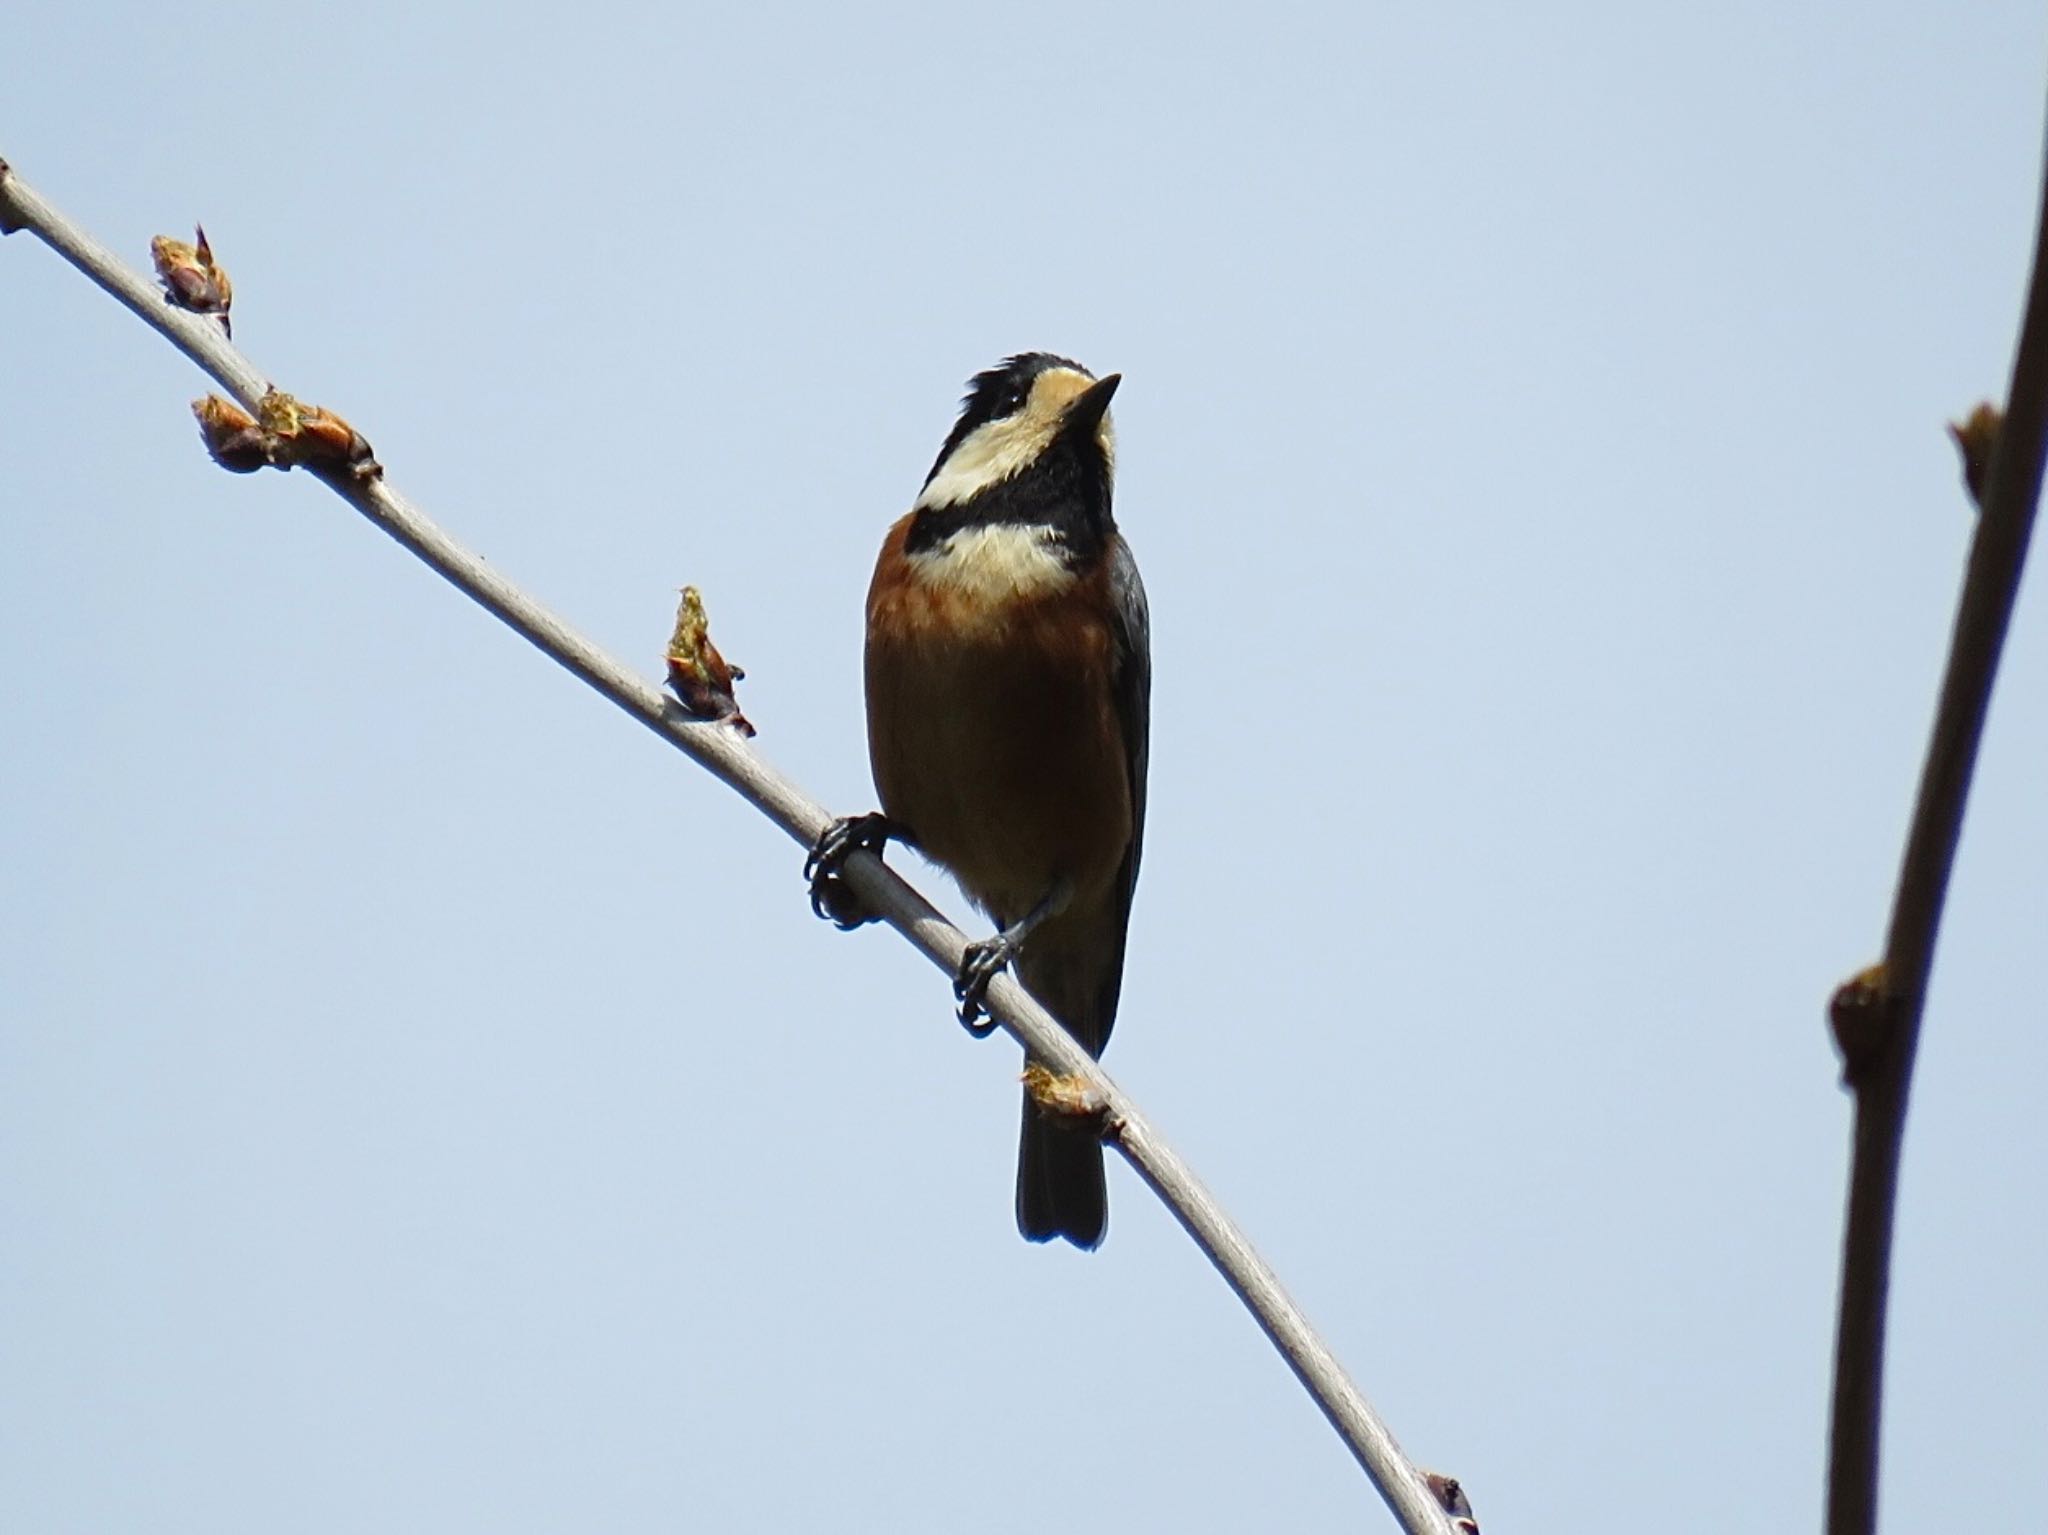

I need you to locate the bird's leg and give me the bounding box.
[956,879,1072,1037]
[805,812,907,929]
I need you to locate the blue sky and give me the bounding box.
[5,4,2046,1530]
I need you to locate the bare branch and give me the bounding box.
[0,157,1457,1535]
[1823,135,2048,1535]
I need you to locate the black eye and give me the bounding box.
[996,385,1025,415]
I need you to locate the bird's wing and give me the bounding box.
[1093,533,1150,1045]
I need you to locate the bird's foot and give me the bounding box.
[954,933,1021,1037]
[805,812,901,929]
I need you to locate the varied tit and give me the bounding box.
[807,353,1149,1250]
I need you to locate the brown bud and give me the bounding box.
[1424,1471,1479,1533]
[151,224,234,338]
[254,388,305,438]
[664,585,755,736]
[290,403,380,479]
[1948,403,2002,509]
[192,394,276,473]
[1021,1061,1110,1129]
[1829,962,1893,1085]
[248,389,380,478]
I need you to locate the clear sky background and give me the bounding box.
[4,5,2045,1531]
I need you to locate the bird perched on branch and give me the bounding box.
[808,353,1150,1250]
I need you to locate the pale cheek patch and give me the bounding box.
[915,366,1109,512]
[904,524,1076,605]
[916,416,1056,511]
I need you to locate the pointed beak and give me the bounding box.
[1061,372,1122,436]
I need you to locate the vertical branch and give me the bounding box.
[1824,121,2048,1535]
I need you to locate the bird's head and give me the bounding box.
[916,353,1119,517]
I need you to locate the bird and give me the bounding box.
[807,352,1149,1249]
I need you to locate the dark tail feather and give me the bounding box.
[1012,911,1120,1250]
[1017,1098,1107,1248]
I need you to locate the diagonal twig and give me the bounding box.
[0,155,1458,1535]
[1822,130,2048,1535]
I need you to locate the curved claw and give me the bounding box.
[953,935,1018,1037]
[805,812,900,929]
